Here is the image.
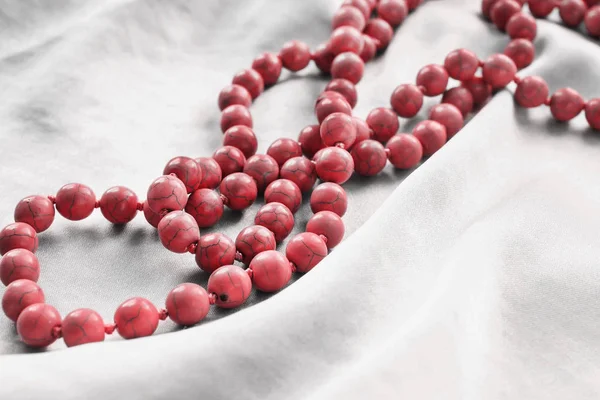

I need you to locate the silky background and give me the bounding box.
[1,0,600,398]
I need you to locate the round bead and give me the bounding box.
[267,138,303,167]
[306,211,345,249]
[0,222,38,256]
[585,98,600,130]
[62,308,105,347]
[320,112,357,148]
[254,202,295,242]
[482,0,499,19]
[482,54,517,89]
[279,40,311,72]
[251,52,282,86]
[157,211,200,253]
[386,134,424,169]
[377,0,408,26]
[165,283,210,326]
[310,182,348,216]
[514,76,549,108]
[490,0,522,31]
[142,200,163,228]
[550,88,585,122]
[441,87,474,117]
[528,0,555,17]
[559,0,587,27]
[315,95,352,124]
[331,52,365,84]
[232,69,264,99]
[406,0,423,9]
[585,6,600,36]
[99,186,139,224]
[264,179,302,214]
[235,225,277,265]
[185,189,224,228]
[443,49,479,82]
[461,77,493,108]
[14,195,55,233]
[366,107,399,143]
[412,120,447,156]
[312,43,335,74]
[428,104,464,139]
[213,146,246,177]
[352,117,371,149]
[351,139,387,176]
[220,104,252,133]
[219,172,258,211]
[163,156,202,193]
[342,0,371,18]
[506,12,537,40]
[195,157,223,190]
[390,84,424,118]
[223,125,258,158]
[16,304,60,348]
[416,64,449,96]
[280,157,317,193]
[55,183,96,221]
[332,5,367,30]
[218,84,252,111]
[249,250,292,292]
[315,147,354,184]
[329,27,363,56]
[0,249,39,286]
[364,18,394,50]
[243,154,280,192]
[359,35,378,62]
[147,175,188,214]
[325,79,358,108]
[2,279,44,321]
[195,233,236,274]
[114,297,159,339]
[504,38,535,69]
[207,265,252,309]
[298,125,325,158]
[286,232,328,273]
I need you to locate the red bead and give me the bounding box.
[416,64,449,97]
[482,54,517,89]
[143,200,163,228]
[312,43,335,74]
[195,233,236,274]
[279,40,311,72]
[325,79,358,108]
[14,195,55,233]
[243,154,280,192]
[232,69,264,99]
[406,0,423,10]
[364,18,393,50]
[315,95,352,124]
[163,156,202,193]
[585,98,600,130]
[490,0,522,31]
[62,308,105,347]
[185,189,224,228]
[218,84,252,111]
[286,232,328,273]
[482,0,499,18]
[442,87,474,117]
[251,52,282,86]
[255,203,294,242]
[386,134,423,169]
[332,5,367,30]
[390,84,424,118]
[16,303,60,348]
[443,49,479,82]
[147,174,188,214]
[264,179,302,214]
[213,145,246,177]
[307,211,345,249]
[223,125,258,158]
[352,117,371,149]
[506,12,537,40]
[0,249,39,286]
[99,186,139,224]
[585,6,600,36]
[331,52,365,84]
[504,38,535,69]
[351,139,387,176]
[366,107,399,143]
[377,0,408,26]
[114,297,159,339]
[280,157,317,193]
[461,77,492,107]
[2,279,44,321]
[559,0,587,26]
[219,172,258,211]
[528,0,555,17]
[55,183,96,221]
[342,0,371,18]
[298,125,325,158]
[165,283,210,326]
[315,147,355,184]
[429,104,464,139]
[359,35,378,62]
[158,211,200,253]
[320,112,357,148]
[550,88,585,122]
[267,138,303,167]
[249,250,292,292]
[329,27,364,56]
[412,120,447,156]
[220,104,252,133]
[586,0,600,6]
[195,157,223,189]
[310,182,348,216]
[235,225,276,265]
[514,76,549,108]
[0,222,38,256]
[207,265,252,308]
